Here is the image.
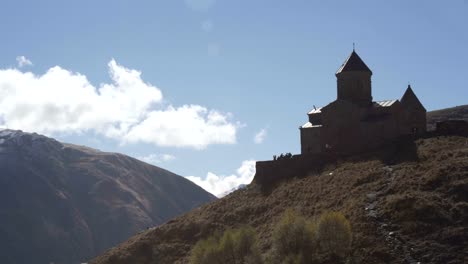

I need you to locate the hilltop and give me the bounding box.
[427,105,468,130]
[91,107,468,264]
[0,130,216,264]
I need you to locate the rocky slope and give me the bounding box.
[91,107,468,264]
[0,130,216,264]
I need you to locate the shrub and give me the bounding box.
[316,211,352,260]
[190,226,262,264]
[271,209,316,264]
[271,210,353,263]
[191,235,222,264]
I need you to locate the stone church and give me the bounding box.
[300,50,426,155]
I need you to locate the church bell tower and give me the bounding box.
[335,50,373,106]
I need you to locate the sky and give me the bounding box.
[0,0,467,197]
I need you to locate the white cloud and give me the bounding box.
[185,0,216,11]
[138,153,175,165]
[186,160,256,197]
[0,59,238,149]
[161,154,176,161]
[16,56,33,67]
[201,19,214,32]
[254,128,267,144]
[124,105,236,149]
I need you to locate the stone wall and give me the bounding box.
[336,71,372,106]
[300,126,322,154]
[300,98,428,156]
[254,153,335,187]
[254,126,467,187]
[435,120,468,136]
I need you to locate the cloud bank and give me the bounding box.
[0,59,238,149]
[186,160,256,197]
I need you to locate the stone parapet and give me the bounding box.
[253,153,335,187]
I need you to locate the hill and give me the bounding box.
[0,129,216,264]
[91,108,468,264]
[427,104,468,130]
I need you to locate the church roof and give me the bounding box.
[373,100,398,108]
[336,50,373,75]
[401,85,426,111]
[302,122,322,128]
[307,107,322,115]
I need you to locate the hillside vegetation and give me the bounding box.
[92,135,468,264]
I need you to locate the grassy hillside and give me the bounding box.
[91,135,468,264]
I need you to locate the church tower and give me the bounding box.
[335,50,373,106]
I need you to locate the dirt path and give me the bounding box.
[365,165,421,264]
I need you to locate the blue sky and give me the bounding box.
[0,0,467,196]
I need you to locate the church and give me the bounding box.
[300,50,426,155]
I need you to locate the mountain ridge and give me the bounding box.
[0,129,216,264]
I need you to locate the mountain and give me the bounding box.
[0,129,216,264]
[91,107,468,264]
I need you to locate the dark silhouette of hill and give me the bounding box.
[427,104,468,130]
[0,129,216,264]
[91,107,468,264]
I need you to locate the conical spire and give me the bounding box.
[401,85,426,111]
[336,50,373,75]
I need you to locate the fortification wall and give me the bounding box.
[254,124,467,187]
[254,153,335,187]
[435,120,468,136]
